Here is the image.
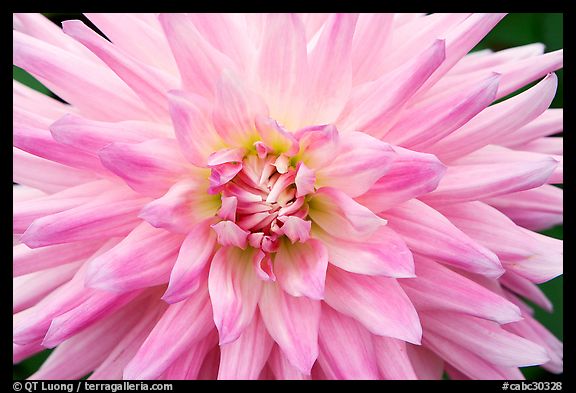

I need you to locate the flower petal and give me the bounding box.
[273,238,328,300]
[308,187,386,241]
[385,199,504,277]
[259,283,320,375]
[317,305,380,379]
[208,247,262,344]
[324,266,422,344]
[217,312,274,380]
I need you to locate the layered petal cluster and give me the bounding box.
[13,13,563,380]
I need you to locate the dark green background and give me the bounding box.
[12,13,563,380]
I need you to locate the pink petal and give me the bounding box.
[315,131,396,197]
[13,240,102,277]
[139,178,219,234]
[273,238,328,300]
[42,289,144,348]
[421,311,550,367]
[501,272,553,312]
[317,305,380,379]
[212,71,268,148]
[294,163,316,198]
[406,344,445,380]
[295,124,340,170]
[255,116,300,155]
[324,266,422,344]
[384,199,504,277]
[98,138,191,197]
[159,332,218,380]
[385,73,500,149]
[308,187,386,241]
[123,285,214,379]
[158,13,237,97]
[259,283,320,375]
[167,90,225,167]
[351,14,394,84]
[428,73,558,161]
[420,156,558,205]
[208,247,263,344]
[85,222,183,292]
[275,216,312,244]
[13,147,96,194]
[267,345,310,380]
[218,312,274,380]
[50,113,166,154]
[255,14,309,129]
[13,30,149,121]
[497,108,563,147]
[85,13,178,75]
[303,13,357,125]
[30,300,145,380]
[63,20,177,121]
[337,39,445,136]
[373,337,418,379]
[484,185,563,231]
[400,255,521,323]
[356,146,446,213]
[210,221,250,249]
[313,225,415,278]
[13,262,81,313]
[162,221,217,304]
[20,196,145,248]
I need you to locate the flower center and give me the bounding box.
[208,149,313,253]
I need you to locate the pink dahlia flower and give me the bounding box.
[13,13,563,380]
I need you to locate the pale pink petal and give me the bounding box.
[13,262,81,313]
[30,301,145,380]
[317,305,380,379]
[308,187,386,240]
[420,311,549,367]
[275,216,312,244]
[259,283,320,375]
[98,138,191,197]
[162,221,217,304]
[501,272,553,312]
[356,146,446,213]
[208,247,262,344]
[337,39,445,136]
[294,163,316,198]
[85,222,184,291]
[13,240,101,277]
[267,345,310,380]
[351,14,394,84]
[303,13,358,125]
[497,109,562,147]
[85,13,178,75]
[50,113,167,154]
[254,116,299,155]
[159,13,236,97]
[406,344,445,380]
[312,225,415,278]
[420,156,558,205]
[20,196,145,248]
[373,336,418,380]
[428,73,558,161]
[294,124,340,170]
[212,71,268,147]
[273,238,328,300]
[139,178,219,234]
[13,341,44,364]
[324,266,422,344]
[218,312,274,380]
[385,199,504,277]
[13,30,149,121]
[210,221,250,250]
[385,73,500,149]
[158,333,218,380]
[13,79,73,120]
[63,20,177,121]
[315,131,396,197]
[400,255,521,323]
[123,285,214,380]
[13,147,96,194]
[255,14,309,129]
[167,90,225,167]
[484,185,563,231]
